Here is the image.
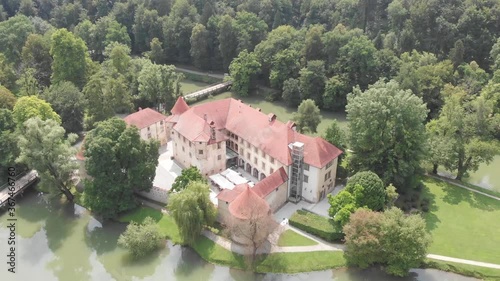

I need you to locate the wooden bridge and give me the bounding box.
[184,81,232,101]
[0,170,39,208]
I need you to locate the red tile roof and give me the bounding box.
[171,97,190,115]
[216,183,247,203]
[228,185,270,220]
[124,108,167,129]
[170,98,342,167]
[252,167,288,198]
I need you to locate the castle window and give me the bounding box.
[304,164,310,171]
[270,157,274,164]
[199,150,203,155]
[218,155,222,160]
[304,175,309,183]
[326,161,333,169]
[217,143,221,149]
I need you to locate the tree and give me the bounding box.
[82,72,117,129]
[162,0,198,63]
[385,184,398,209]
[323,75,349,111]
[171,166,205,192]
[449,39,464,69]
[0,86,16,110]
[293,99,321,134]
[342,208,382,268]
[303,24,324,61]
[84,118,159,218]
[218,15,238,71]
[105,43,131,75]
[12,96,61,128]
[190,24,210,69]
[429,86,499,180]
[168,181,217,245]
[50,29,88,89]
[346,171,386,211]
[229,50,261,96]
[328,189,359,226]
[323,120,347,163]
[0,53,16,90]
[299,60,326,107]
[138,62,182,111]
[281,78,302,107]
[148,37,165,64]
[346,79,428,190]
[43,81,84,134]
[16,117,77,201]
[19,0,37,17]
[0,15,35,64]
[343,208,431,276]
[21,33,53,87]
[380,208,432,276]
[0,109,19,170]
[233,11,268,53]
[269,49,301,90]
[16,68,40,96]
[118,217,163,258]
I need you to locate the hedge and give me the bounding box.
[289,209,344,242]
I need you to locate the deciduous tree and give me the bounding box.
[345,171,386,211]
[293,99,321,134]
[171,166,205,192]
[168,181,217,244]
[347,79,428,190]
[84,118,159,218]
[0,86,16,110]
[138,62,182,111]
[12,96,61,127]
[323,120,347,163]
[43,81,84,134]
[299,60,326,107]
[229,50,261,96]
[118,217,163,258]
[281,78,301,107]
[17,117,77,201]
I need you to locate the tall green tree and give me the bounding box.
[303,24,324,61]
[218,15,238,71]
[229,50,261,96]
[323,120,347,162]
[16,68,40,96]
[190,24,210,69]
[323,75,349,111]
[269,49,301,90]
[168,181,217,245]
[162,0,198,63]
[0,15,35,64]
[346,79,428,190]
[12,95,61,128]
[299,60,326,107]
[345,171,386,211]
[281,78,302,107]
[429,86,499,180]
[0,86,16,110]
[133,5,163,54]
[138,62,182,111]
[0,109,19,170]
[148,37,165,64]
[293,99,321,134]
[50,28,89,89]
[43,81,84,134]
[21,33,52,87]
[17,117,77,201]
[84,118,159,218]
[0,53,16,90]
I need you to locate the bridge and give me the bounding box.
[184,81,232,101]
[0,170,39,208]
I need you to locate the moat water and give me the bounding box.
[0,189,478,281]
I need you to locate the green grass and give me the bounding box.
[118,207,182,244]
[423,259,500,281]
[179,79,211,94]
[277,229,318,247]
[192,92,348,136]
[422,177,500,264]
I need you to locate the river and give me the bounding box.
[0,189,478,281]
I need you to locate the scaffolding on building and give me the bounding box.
[289,142,304,203]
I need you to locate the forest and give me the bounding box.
[0,0,499,192]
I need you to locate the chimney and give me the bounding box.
[256,108,261,112]
[209,121,216,140]
[268,113,276,122]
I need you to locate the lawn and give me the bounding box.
[277,229,318,247]
[118,207,346,273]
[179,79,211,94]
[192,92,348,136]
[118,207,182,244]
[422,177,500,264]
[423,259,500,281]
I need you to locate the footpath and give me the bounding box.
[426,173,500,201]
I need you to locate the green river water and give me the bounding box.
[0,189,479,281]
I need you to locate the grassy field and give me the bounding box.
[179,79,211,94]
[277,229,318,247]
[118,207,346,273]
[423,259,500,281]
[422,177,500,264]
[192,92,348,136]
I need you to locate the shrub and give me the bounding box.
[346,171,386,211]
[289,209,344,242]
[118,216,163,258]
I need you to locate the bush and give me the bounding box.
[118,216,163,258]
[346,171,386,211]
[289,209,344,242]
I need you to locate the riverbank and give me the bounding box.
[117,206,500,279]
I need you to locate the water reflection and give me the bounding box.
[0,190,479,281]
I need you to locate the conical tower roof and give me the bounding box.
[171,96,190,115]
[228,185,270,220]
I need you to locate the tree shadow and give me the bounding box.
[174,245,215,278]
[440,179,500,211]
[84,220,126,255]
[421,182,440,232]
[44,200,79,251]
